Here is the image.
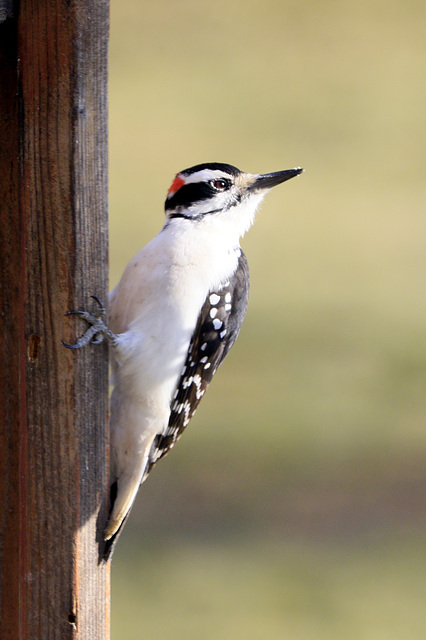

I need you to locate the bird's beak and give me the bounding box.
[248,167,304,192]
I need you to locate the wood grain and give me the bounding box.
[0,2,110,638]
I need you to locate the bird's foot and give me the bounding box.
[62,295,117,349]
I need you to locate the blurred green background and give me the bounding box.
[108,1,426,638]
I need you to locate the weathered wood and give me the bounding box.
[0,1,110,639]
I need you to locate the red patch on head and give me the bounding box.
[167,175,185,196]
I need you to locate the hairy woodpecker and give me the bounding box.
[64,162,303,556]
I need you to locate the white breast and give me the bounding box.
[108,222,240,409]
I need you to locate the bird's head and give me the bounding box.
[164,162,303,240]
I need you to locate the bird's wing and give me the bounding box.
[145,250,250,474]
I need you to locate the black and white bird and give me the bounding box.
[64,162,303,555]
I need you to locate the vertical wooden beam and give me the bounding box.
[0,1,110,638]
[0,12,21,638]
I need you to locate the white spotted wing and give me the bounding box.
[146,251,250,474]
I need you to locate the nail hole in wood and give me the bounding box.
[27,334,41,361]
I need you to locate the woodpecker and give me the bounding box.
[64,162,303,556]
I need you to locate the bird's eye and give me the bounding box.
[211,178,229,191]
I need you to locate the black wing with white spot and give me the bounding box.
[146,251,250,474]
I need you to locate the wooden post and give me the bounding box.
[0,1,110,639]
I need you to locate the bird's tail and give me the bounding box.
[103,390,160,553]
[104,462,147,542]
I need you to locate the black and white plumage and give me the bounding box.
[147,250,250,475]
[63,161,303,557]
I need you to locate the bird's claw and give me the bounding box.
[90,295,106,317]
[63,296,116,350]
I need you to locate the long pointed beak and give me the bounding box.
[249,167,304,192]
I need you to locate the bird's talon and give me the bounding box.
[63,297,115,350]
[91,295,106,318]
[61,339,82,350]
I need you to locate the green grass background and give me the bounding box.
[108,1,426,638]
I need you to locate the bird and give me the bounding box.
[63,161,303,557]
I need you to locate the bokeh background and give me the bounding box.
[108,1,426,638]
